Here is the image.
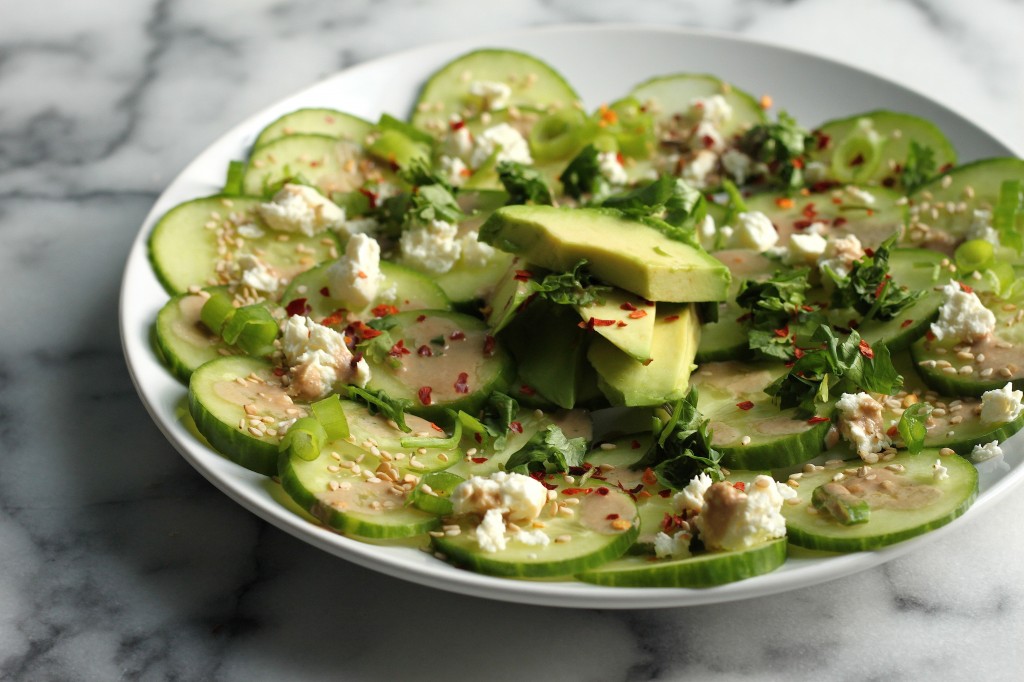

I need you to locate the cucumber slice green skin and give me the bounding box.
[364,309,516,420]
[922,411,1024,455]
[148,195,340,296]
[577,538,787,588]
[154,291,232,383]
[782,449,978,552]
[807,111,957,188]
[252,108,374,150]
[189,356,306,476]
[280,260,452,322]
[278,439,442,538]
[411,49,581,137]
[432,483,639,578]
[910,158,1024,239]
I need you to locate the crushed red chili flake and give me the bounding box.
[801,203,817,219]
[285,298,310,317]
[273,367,287,377]
[886,425,900,438]
[596,487,610,496]
[794,347,806,359]
[372,304,399,318]
[641,468,658,485]
[358,187,379,209]
[901,319,914,328]
[470,457,488,464]
[736,312,753,323]
[321,309,346,327]
[864,247,875,257]
[832,216,848,228]
[474,433,483,443]
[882,177,897,188]
[815,132,831,150]
[453,372,470,394]
[773,325,790,338]
[388,339,411,357]
[359,326,382,340]
[605,513,620,520]
[319,286,330,297]
[483,335,496,356]
[926,330,937,341]
[664,315,680,322]
[793,219,812,230]
[628,310,647,319]
[733,481,746,491]
[631,440,641,449]
[958,281,974,294]
[562,487,593,496]
[736,400,755,411]
[859,338,874,359]
[450,330,466,341]
[591,318,616,327]
[874,279,890,299]
[450,118,466,131]
[658,489,672,498]
[417,344,433,357]
[831,196,843,205]
[808,416,831,424]
[513,269,532,282]
[415,314,426,322]
[616,321,627,327]
[537,479,558,490]
[849,153,865,167]
[509,421,523,433]
[792,158,805,169]
[620,301,638,311]
[417,386,433,405]
[519,384,536,396]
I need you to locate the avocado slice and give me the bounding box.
[574,287,656,362]
[479,205,731,303]
[588,303,700,407]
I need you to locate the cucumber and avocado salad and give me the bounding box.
[146,45,1024,591]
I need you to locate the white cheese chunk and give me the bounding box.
[693,121,725,153]
[281,315,370,400]
[693,475,787,552]
[844,186,876,205]
[399,219,462,274]
[721,149,753,185]
[733,211,779,253]
[470,123,533,168]
[450,471,549,525]
[257,183,345,237]
[836,392,891,462]
[458,230,497,268]
[235,253,280,294]
[468,80,512,111]
[439,154,470,186]
[514,529,551,547]
[785,232,828,266]
[967,209,999,246]
[326,233,383,310]
[597,151,629,186]
[689,95,733,126]
[980,382,1024,425]
[674,472,713,514]
[818,234,865,278]
[929,282,996,343]
[932,459,949,481]
[653,531,693,559]
[475,508,508,553]
[682,149,718,189]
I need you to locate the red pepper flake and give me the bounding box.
[801,203,816,219]
[631,440,641,449]
[358,187,378,209]
[285,298,310,317]
[832,216,848,228]
[658,489,672,498]
[859,338,874,359]
[453,372,470,394]
[874,280,889,299]
[450,118,466,131]
[596,487,610,496]
[736,400,755,411]
[372,304,399,318]
[664,315,680,322]
[513,269,532,282]
[831,196,844,205]
[793,219,812,230]
[849,153,865,167]
[733,481,746,491]
[417,344,433,357]
[591,317,616,327]
[773,325,790,338]
[414,314,426,323]
[886,425,900,438]
[864,247,875,257]
[272,367,287,377]
[901,319,914,328]
[605,513,620,520]
[792,157,805,169]
[360,326,382,340]
[882,177,897,188]
[815,132,831,151]
[429,422,444,432]
[509,421,523,433]
[620,301,638,311]
[519,384,536,396]
[388,339,411,358]
[641,468,658,486]
[563,487,593,496]
[482,334,496,356]
[417,386,433,406]
[616,321,628,328]
[926,330,937,341]
[450,330,466,341]
[794,347,805,359]
[319,286,330,297]
[958,281,974,294]
[474,433,483,443]
[320,309,346,327]
[470,457,488,464]
[628,309,648,319]
[538,479,558,490]
[808,416,831,424]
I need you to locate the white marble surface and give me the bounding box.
[3,1,1024,679]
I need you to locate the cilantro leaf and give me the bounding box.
[341,386,413,433]
[828,234,922,321]
[601,174,707,231]
[410,184,464,225]
[505,425,587,474]
[531,260,612,307]
[400,158,455,190]
[897,402,933,454]
[560,144,603,200]
[738,111,810,190]
[899,141,936,193]
[631,390,724,490]
[496,161,553,206]
[735,268,826,361]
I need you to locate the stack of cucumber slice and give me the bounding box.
[147,47,1024,589]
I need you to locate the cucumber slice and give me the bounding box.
[432,481,639,578]
[148,195,339,295]
[188,356,308,475]
[154,291,232,383]
[242,134,395,197]
[691,361,831,469]
[807,111,957,188]
[342,400,462,475]
[364,310,515,419]
[628,73,765,138]
[280,259,451,322]
[434,251,516,304]
[278,436,441,538]
[910,285,1024,396]
[577,538,786,588]
[411,49,580,137]
[781,450,977,551]
[253,108,374,150]
[697,249,776,363]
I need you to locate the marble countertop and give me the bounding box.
[3,1,1024,679]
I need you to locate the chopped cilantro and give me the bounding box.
[560,144,603,200]
[828,234,922,321]
[738,111,810,190]
[735,268,825,361]
[897,402,933,454]
[342,386,413,433]
[531,260,612,307]
[631,390,724,490]
[496,161,553,206]
[899,141,936,193]
[505,424,587,474]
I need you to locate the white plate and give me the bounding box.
[120,25,1024,609]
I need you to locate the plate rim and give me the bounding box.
[119,23,1024,609]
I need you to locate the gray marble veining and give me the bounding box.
[2,1,1023,679]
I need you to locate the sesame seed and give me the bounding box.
[740,436,752,446]
[599,442,616,451]
[555,534,573,543]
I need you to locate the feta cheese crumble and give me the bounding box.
[681,149,717,189]
[468,80,512,111]
[785,232,828,267]
[932,459,949,481]
[439,154,470,186]
[451,472,550,553]
[836,392,891,462]
[674,472,714,513]
[693,475,787,552]
[476,508,508,553]
[721,149,753,185]
[257,184,345,236]
[689,95,733,126]
[458,230,497,268]
[327,233,383,310]
[818,234,865,278]
[980,383,1024,425]
[399,219,462,274]
[971,440,1003,462]
[966,209,999,246]
[281,315,370,401]
[693,121,725,153]
[929,282,996,343]
[653,531,693,559]
[844,186,876,205]
[470,123,532,168]
[732,211,779,253]
[597,151,629,186]
[235,253,280,294]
